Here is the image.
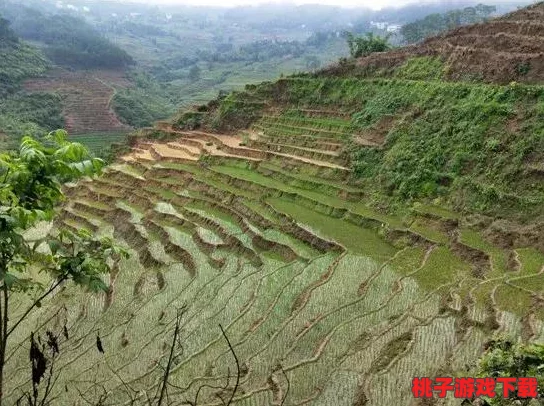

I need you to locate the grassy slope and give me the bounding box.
[192,61,543,221]
[0,40,62,147]
[5,8,544,406]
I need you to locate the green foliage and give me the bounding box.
[401,4,496,44]
[394,57,445,81]
[346,32,391,58]
[203,77,544,218]
[188,65,201,82]
[0,129,127,288]
[10,13,133,69]
[0,40,49,97]
[175,111,203,130]
[475,338,544,405]
[346,80,541,213]
[0,131,128,403]
[0,92,63,134]
[1,131,103,213]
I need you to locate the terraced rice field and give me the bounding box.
[6,111,543,405]
[70,131,130,155]
[24,69,132,134]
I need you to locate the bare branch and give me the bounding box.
[7,278,66,339]
[105,361,138,401]
[38,353,56,406]
[157,305,186,406]
[192,370,231,406]
[218,324,240,406]
[279,365,290,406]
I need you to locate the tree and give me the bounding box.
[345,32,391,58]
[0,130,127,405]
[188,65,201,82]
[0,16,18,44]
[304,55,321,70]
[473,338,544,405]
[400,4,496,44]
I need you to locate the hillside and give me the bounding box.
[325,2,544,84]
[4,3,544,406]
[0,16,63,147]
[24,69,132,134]
[0,3,134,146]
[0,12,132,152]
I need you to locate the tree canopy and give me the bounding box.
[475,338,544,405]
[346,32,391,58]
[401,4,497,44]
[4,9,133,69]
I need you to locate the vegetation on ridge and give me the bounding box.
[1,2,543,405]
[0,131,127,404]
[185,75,544,220]
[401,3,497,44]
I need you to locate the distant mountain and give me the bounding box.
[0,16,49,96]
[0,2,134,69]
[325,1,544,84]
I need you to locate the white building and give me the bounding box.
[370,21,388,30]
[386,24,402,33]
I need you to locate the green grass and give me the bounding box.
[459,228,509,275]
[70,132,130,154]
[515,248,544,276]
[211,165,403,227]
[258,162,363,193]
[267,197,396,261]
[411,203,460,220]
[388,246,427,276]
[409,218,450,244]
[494,283,534,316]
[413,246,471,291]
[394,57,445,81]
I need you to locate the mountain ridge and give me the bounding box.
[322,1,544,84]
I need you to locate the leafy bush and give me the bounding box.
[346,32,391,58]
[474,338,544,405]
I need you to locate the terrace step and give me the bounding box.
[260,114,354,131]
[255,163,364,201]
[295,108,352,119]
[166,141,202,157]
[146,143,199,162]
[247,139,348,166]
[164,128,351,173]
[252,124,341,144]
[258,119,354,138]
[249,131,344,152]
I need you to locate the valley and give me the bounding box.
[1,1,543,405]
[6,74,544,403]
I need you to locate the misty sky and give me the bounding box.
[121,0,453,10]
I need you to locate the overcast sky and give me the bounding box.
[120,0,452,10]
